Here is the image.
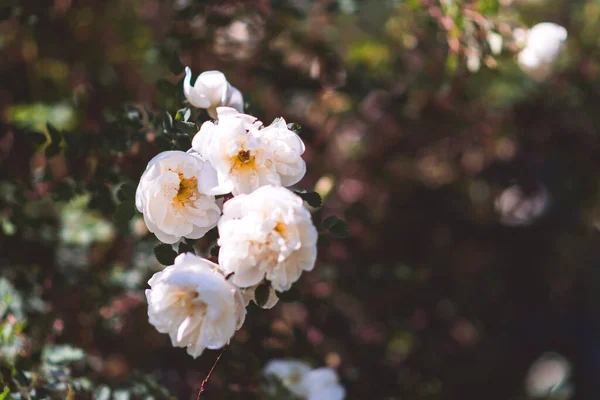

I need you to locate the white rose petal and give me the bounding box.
[494,184,550,227]
[135,150,222,244]
[183,67,244,118]
[192,107,307,196]
[146,253,246,358]
[518,22,567,81]
[301,368,346,400]
[217,186,317,292]
[307,386,346,400]
[525,352,572,398]
[264,359,312,396]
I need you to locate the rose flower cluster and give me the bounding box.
[137,68,318,358]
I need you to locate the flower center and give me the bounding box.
[287,371,303,385]
[231,149,256,172]
[238,150,251,162]
[274,222,287,237]
[173,173,198,209]
[176,290,207,316]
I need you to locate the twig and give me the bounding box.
[196,348,226,399]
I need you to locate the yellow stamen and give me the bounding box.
[230,149,256,172]
[173,173,198,208]
[274,222,287,236]
[176,290,206,316]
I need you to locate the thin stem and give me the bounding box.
[196,348,226,399]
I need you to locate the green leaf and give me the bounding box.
[254,283,270,308]
[42,345,85,365]
[174,132,192,150]
[1,218,16,237]
[45,140,62,157]
[477,0,499,14]
[26,130,47,147]
[153,135,173,151]
[178,241,195,255]
[446,52,459,77]
[168,51,184,75]
[117,183,136,201]
[0,278,23,318]
[156,79,176,97]
[89,184,116,214]
[0,386,10,400]
[175,120,197,135]
[45,123,65,156]
[175,107,191,122]
[323,216,349,238]
[317,235,330,247]
[51,181,75,202]
[113,201,135,222]
[330,222,349,238]
[276,286,302,303]
[154,244,177,266]
[161,111,174,133]
[287,122,302,134]
[295,190,322,208]
[322,215,339,230]
[46,122,62,143]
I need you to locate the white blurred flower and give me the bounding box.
[217,186,317,292]
[241,284,279,309]
[135,150,222,244]
[145,253,246,358]
[264,359,312,397]
[214,17,264,60]
[494,184,550,226]
[192,107,307,196]
[173,0,191,10]
[264,360,345,400]
[526,352,572,398]
[518,22,568,81]
[183,67,244,118]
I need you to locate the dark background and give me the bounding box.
[0,0,598,399]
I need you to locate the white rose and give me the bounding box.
[183,67,244,118]
[192,107,307,196]
[135,150,222,244]
[518,22,567,81]
[145,253,246,358]
[217,186,317,292]
[264,359,312,397]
